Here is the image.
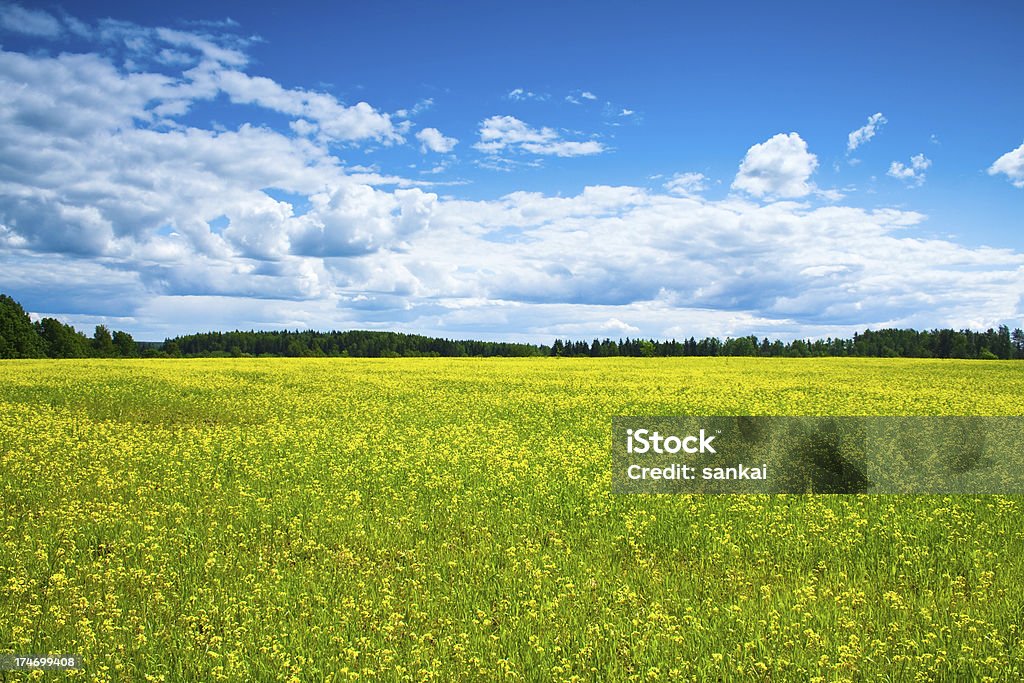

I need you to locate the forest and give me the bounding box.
[3,293,1023,360]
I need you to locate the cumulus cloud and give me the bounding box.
[0,23,431,275]
[732,133,818,198]
[847,112,886,152]
[888,153,931,186]
[988,142,1024,188]
[474,115,604,158]
[388,187,1021,340]
[0,48,179,138]
[0,3,62,36]
[2,9,1022,343]
[290,186,436,257]
[415,127,458,154]
[663,172,707,196]
[0,14,399,145]
[213,69,400,144]
[7,165,1024,341]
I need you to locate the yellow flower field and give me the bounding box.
[1,358,1022,681]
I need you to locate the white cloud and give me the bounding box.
[213,69,400,144]
[0,3,62,37]
[732,133,818,198]
[888,153,931,186]
[7,163,1024,340]
[619,108,634,116]
[8,16,398,145]
[2,10,1023,343]
[0,49,179,136]
[392,188,1021,340]
[155,27,248,66]
[0,36,434,272]
[988,142,1024,188]
[547,317,641,336]
[91,17,254,70]
[663,172,707,196]
[290,186,437,257]
[394,98,433,119]
[507,88,547,101]
[416,127,458,154]
[814,187,846,202]
[566,90,598,105]
[847,112,886,152]
[474,115,604,158]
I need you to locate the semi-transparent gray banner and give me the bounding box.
[611,416,1024,494]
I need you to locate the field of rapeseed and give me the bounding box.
[1,358,1023,681]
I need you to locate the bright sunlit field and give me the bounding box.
[2,358,1023,681]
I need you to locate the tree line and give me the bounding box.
[1,294,138,359]
[549,328,1024,359]
[2,293,1023,360]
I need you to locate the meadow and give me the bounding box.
[1,357,1023,681]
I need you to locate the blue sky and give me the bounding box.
[1,1,1022,341]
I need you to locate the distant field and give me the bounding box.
[2,358,1023,681]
